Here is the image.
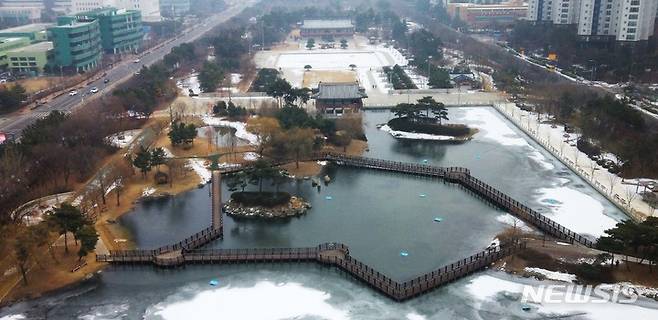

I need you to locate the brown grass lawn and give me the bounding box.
[17,77,59,94]
[302,70,357,88]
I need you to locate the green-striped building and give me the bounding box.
[48,16,102,72]
[76,8,143,54]
[0,37,31,69]
[6,41,53,75]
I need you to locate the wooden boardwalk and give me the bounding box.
[97,152,596,301]
[97,242,525,301]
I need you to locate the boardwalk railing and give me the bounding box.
[456,174,593,247]
[97,153,594,301]
[98,241,523,301]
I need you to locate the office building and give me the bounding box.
[76,7,142,53]
[6,40,52,73]
[0,23,51,41]
[47,16,102,71]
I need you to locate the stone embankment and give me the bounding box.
[223,196,311,218]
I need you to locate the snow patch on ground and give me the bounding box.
[105,180,121,195]
[106,130,140,148]
[71,195,83,206]
[524,267,577,283]
[202,115,258,145]
[379,124,458,141]
[230,73,242,85]
[187,159,211,184]
[243,152,259,161]
[142,187,156,197]
[536,186,618,238]
[177,73,201,94]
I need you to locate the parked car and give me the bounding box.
[89,87,98,94]
[133,59,140,63]
[104,78,110,83]
[69,90,78,96]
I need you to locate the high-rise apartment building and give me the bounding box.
[552,0,582,24]
[528,0,657,42]
[527,0,554,21]
[578,0,658,41]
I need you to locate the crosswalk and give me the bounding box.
[0,111,53,136]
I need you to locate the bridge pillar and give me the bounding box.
[211,170,222,232]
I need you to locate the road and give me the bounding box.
[0,1,253,138]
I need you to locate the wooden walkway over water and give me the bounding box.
[97,242,525,301]
[97,152,596,300]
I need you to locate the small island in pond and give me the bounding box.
[223,159,311,218]
[381,96,477,141]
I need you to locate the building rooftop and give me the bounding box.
[302,20,354,29]
[0,37,28,44]
[313,82,367,100]
[7,41,53,53]
[0,23,53,34]
[77,7,139,17]
[52,19,97,29]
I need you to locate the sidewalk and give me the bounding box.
[493,102,654,221]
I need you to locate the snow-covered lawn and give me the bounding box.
[524,267,577,283]
[276,51,388,69]
[177,73,201,94]
[187,159,212,184]
[106,129,141,148]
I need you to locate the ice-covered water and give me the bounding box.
[2,107,649,319]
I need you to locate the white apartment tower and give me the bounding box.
[527,0,554,21]
[552,0,582,24]
[578,0,658,41]
[528,0,583,24]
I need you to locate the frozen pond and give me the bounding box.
[2,107,650,320]
[196,126,247,148]
[120,164,509,280]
